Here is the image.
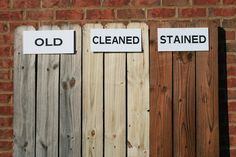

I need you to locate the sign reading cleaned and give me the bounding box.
[90,29,142,52]
[157,28,209,52]
[23,30,75,54]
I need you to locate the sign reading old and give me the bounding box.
[157,28,209,52]
[90,29,142,52]
[23,30,75,54]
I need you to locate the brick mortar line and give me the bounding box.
[1,5,236,11]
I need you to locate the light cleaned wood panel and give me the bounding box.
[173,51,196,157]
[104,23,126,157]
[150,23,172,157]
[36,26,60,157]
[59,25,82,157]
[13,26,36,157]
[196,22,219,157]
[127,23,149,157]
[82,23,103,157]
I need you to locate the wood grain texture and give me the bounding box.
[150,23,173,157]
[13,26,36,157]
[104,23,126,157]
[127,23,149,157]
[196,22,219,157]
[82,23,103,157]
[173,51,196,157]
[59,25,82,157]
[36,25,60,157]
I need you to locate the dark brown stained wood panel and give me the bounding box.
[196,22,219,157]
[173,52,196,157]
[150,22,173,157]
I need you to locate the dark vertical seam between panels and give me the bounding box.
[148,27,151,157]
[80,28,83,157]
[194,51,197,157]
[35,54,38,157]
[103,52,105,157]
[58,54,61,157]
[125,53,128,157]
[172,52,174,157]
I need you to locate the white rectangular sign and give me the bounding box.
[23,30,75,54]
[90,29,142,52]
[157,28,209,52]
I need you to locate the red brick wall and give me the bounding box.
[0,0,235,157]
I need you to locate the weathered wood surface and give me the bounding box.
[173,51,196,157]
[13,26,36,157]
[150,23,173,157]
[127,23,149,157]
[36,26,60,157]
[104,23,126,157]
[59,25,82,157]
[82,23,104,157]
[196,22,219,157]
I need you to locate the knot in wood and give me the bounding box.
[91,130,95,137]
[162,86,167,92]
[69,77,76,88]
[62,81,68,90]
[53,64,58,69]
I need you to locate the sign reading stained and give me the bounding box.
[157,28,209,52]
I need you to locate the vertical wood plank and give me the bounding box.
[150,23,173,157]
[82,24,103,157]
[36,26,60,157]
[127,23,149,157]
[13,26,36,157]
[196,22,219,157]
[173,51,196,157]
[59,25,82,157]
[104,23,126,157]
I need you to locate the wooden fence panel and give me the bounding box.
[36,26,60,157]
[59,25,82,157]
[150,23,173,157]
[104,23,126,157]
[196,22,219,157]
[173,51,196,157]
[13,26,36,157]
[127,23,149,157]
[82,24,104,157]
[13,22,219,157]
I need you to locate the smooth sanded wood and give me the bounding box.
[196,22,219,157]
[127,23,149,157]
[150,23,173,157]
[104,23,126,157]
[82,24,103,157]
[13,26,36,157]
[59,25,82,157]
[173,51,196,157]
[36,26,60,157]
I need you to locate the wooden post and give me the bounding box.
[127,23,150,157]
[14,26,36,157]
[36,26,60,157]
[59,25,82,157]
[150,22,173,157]
[104,23,126,157]
[82,24,104,157]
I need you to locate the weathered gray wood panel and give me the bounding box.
[36,26,60,157]
[13,26,36,157]
[59,25,82,157]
